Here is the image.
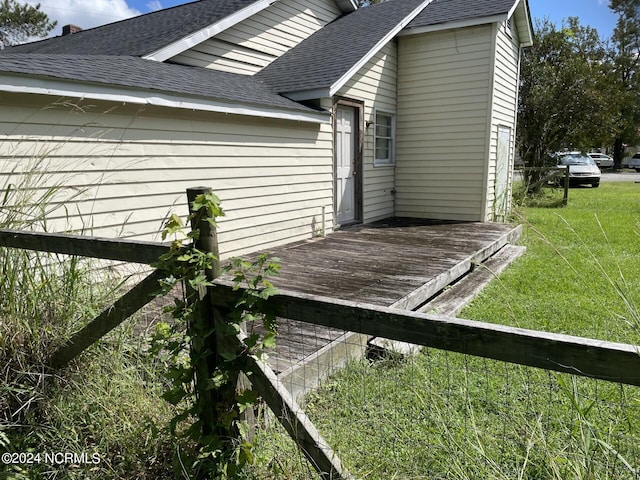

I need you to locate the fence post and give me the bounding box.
[186,186,220,281]
[186,187,256,462]
[563,166,569,205]
[185,187,224,442]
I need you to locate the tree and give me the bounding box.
[0,0,56,49]
[608,0,640,168]
[517,18,614,187]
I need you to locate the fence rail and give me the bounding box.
[8,226,637,388]
[211,281,640,388]
[0,228,169,264]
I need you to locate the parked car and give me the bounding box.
[556,152,601,188]
[629,153,640,172]
[587,152,614,168]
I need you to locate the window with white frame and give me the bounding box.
[374,110,395,166]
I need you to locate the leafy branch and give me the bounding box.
[149,191,280,478]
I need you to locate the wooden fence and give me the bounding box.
[2,187,640,479]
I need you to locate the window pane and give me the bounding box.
[376,137,389,149]
[375,148,389,161]
[375,138,390,160]
[378,114,392,127]
[376,125,392,138]
[374,111,394,165]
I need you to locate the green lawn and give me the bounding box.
[465,182,640,343]
[252,182,640,480]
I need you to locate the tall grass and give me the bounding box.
[1,153,90,441]
[0,143,175,478]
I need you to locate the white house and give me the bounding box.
[0,0,533,258]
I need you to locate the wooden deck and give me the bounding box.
[219,218,522,399]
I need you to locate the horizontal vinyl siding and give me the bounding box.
[171,0,341,74]
[336,41,397,223]
[0,94,333,258]
[395,26,493,221]
[486,21,520,220]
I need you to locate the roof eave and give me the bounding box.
[336,0,358,13]
[280,87,331,102]
[143,0,279,62]
[399,14,507,37]
[0,73,330,124]
[401,0,534,47]
[511,0,534,47]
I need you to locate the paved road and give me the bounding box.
[513,170,640,183]
[600,170,640,182]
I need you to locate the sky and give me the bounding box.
[528,0,618,39]
[23,0,620,40]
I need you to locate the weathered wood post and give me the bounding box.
[186,187,221,279]
[186,186,251,466]
[185,187,222,439]
[563,165,569,205]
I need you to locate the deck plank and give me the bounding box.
[217,219,522,391]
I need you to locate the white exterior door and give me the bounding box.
[336,106,356,224]
[494,126,511,221]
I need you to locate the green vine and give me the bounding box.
[150,191,280,478]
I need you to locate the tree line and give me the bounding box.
[519,0,640,171]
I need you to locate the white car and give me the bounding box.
[557,152,601,188]
[629,153,640,172]
[588,152,614,169]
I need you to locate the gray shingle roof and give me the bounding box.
[3,0,258,57]
[408,0,516,29]
[0,53,321,114]
[256,0,427,95]
[0,0,524,115]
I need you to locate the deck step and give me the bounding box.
[417,244,526,316]
[390,224,522,311]
[368,244,526,356]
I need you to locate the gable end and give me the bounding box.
[145,0,359,63]
[145,0,278,62]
